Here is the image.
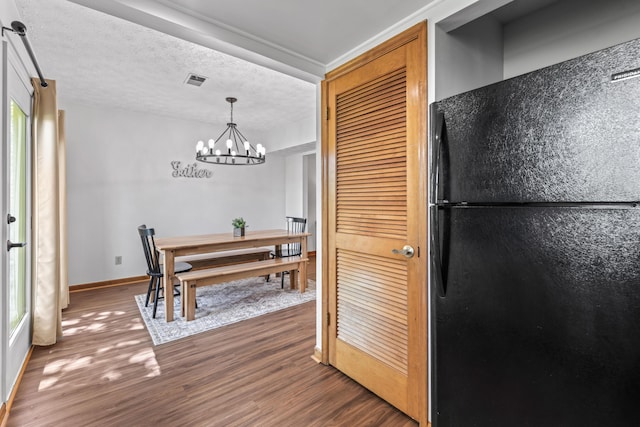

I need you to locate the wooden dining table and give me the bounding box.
[155,229,310,322]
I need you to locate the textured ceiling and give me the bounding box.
[15,0,317,136]
[13,0,446,145]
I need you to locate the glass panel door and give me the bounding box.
[3,53,32,403]
[8,100,27,336]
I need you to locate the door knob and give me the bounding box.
[7,240,27,251]
[392,245,415,258]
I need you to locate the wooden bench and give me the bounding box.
[176,256,308,321]
[175,247,272,270]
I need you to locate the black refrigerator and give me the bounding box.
[430,38,640,427]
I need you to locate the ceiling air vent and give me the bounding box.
[185,73,207,87]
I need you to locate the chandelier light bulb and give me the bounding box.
[215,149,221,156]
[244,141,250,152]
[231,150,237,156]
[208,139,215,148]
[201,147,208,155]
[226,139,233,149]
[196,140,204,151]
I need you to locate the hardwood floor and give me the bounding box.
[7,262,417,426]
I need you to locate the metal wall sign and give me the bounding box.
[171,161,213,178]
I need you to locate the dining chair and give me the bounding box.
[271,217,307,288]
[138,224,193,318]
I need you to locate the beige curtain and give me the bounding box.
[31,78,68,346]
[58,110,69,310]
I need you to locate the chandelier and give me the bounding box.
[195,97,266,165]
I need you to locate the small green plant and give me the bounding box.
[231,217,247,228]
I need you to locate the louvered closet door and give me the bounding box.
[325,23,427,423]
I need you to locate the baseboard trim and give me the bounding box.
[70,276,148,293]
[311,346,324,364]
[1,345,34,426]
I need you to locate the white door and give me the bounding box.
[2,43,32,402]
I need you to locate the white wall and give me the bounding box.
[303,153,317,252]
[504,0,640,78]
[432,0,640,100]
[262,112,316,152]
[61,100,286,285]
[434,13,504,100]
[283,150,316,251]
[284,153,304,218]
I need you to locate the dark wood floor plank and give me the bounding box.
[8,270,417,427]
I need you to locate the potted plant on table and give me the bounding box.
[232,217,247,237]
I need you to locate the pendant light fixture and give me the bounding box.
[195,97,266,165]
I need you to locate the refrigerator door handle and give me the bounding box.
[430,108,446,297]
[431,205,446,297]
[431,110,444,204]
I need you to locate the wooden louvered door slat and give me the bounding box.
[323,22,428,424]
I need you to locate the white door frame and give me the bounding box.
[1,38,33,404]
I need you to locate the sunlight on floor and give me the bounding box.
[38,310,161,391]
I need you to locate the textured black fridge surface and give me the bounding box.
[435,38,640,204]
[432,207,640,427]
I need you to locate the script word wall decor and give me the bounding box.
[171,161,213,178]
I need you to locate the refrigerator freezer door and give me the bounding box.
[431,206,640,427]
[434,38,640,204]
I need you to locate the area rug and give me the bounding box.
[135,276,316,345]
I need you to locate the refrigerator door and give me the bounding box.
[433,38,640,204]
[431,206,640,427]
